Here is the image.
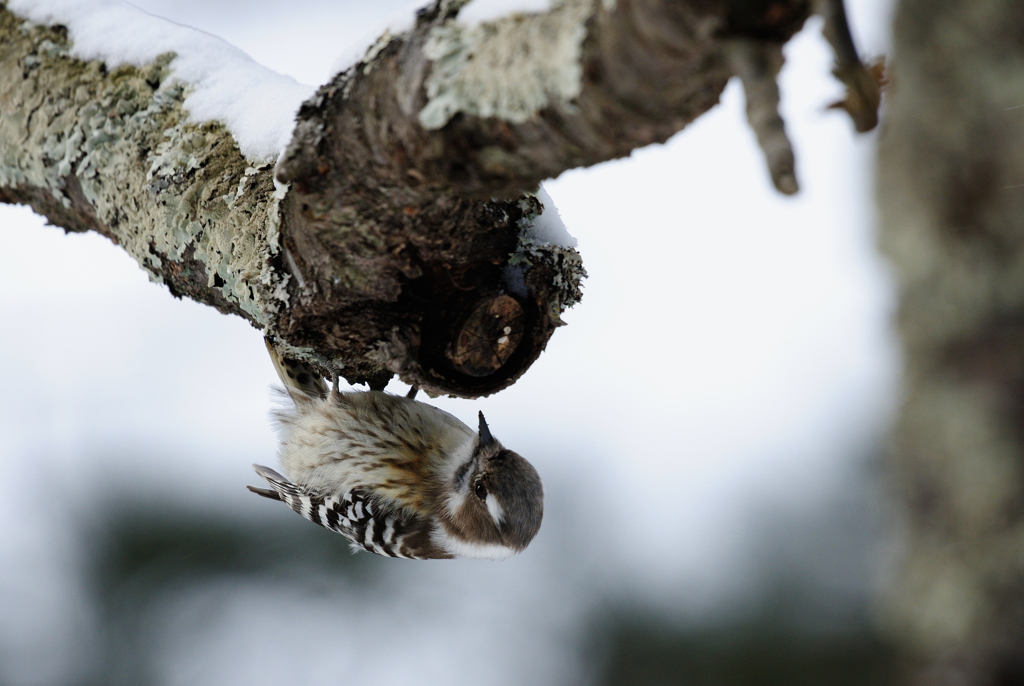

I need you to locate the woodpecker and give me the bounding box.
[248,338,544,560]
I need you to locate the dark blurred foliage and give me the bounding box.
[89,504,379,591]
[81,504,380,686]
[68,498,899,686]
[588,599,897,686]
[584,468,901,686]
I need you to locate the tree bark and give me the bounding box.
[877,0,1024,682]
[0,0,810,397]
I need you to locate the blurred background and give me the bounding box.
[0,1,902,684]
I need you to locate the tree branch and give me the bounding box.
[0,0,815,397]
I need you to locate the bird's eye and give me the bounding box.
[474,482,487,500]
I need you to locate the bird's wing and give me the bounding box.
[248,464,448,559]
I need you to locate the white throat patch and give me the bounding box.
[432,525,516,560]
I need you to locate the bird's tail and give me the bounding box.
[248,464,303,502]
[246,464,335,540]
[264,336,328,400]
[248,464,326,522]
[246,484,282,501]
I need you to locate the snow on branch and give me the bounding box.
[6,0,313,160]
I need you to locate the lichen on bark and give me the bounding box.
[0,6,286,324]
[418,0,592,130]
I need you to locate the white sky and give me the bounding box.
[0,1,898,684]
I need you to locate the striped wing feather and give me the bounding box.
[249,464,445,559]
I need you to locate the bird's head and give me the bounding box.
[434,412,544,559]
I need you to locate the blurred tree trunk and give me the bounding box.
[877,0,1024,682]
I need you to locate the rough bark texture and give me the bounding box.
[0,0,811,397]
[0,16,283,324]
[876,0,1024,682]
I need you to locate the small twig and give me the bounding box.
[819,0,882,133]
[728,40,798,195]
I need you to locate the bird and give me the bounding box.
[248,338,544,560]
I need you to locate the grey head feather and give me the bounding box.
[487,450,544,551]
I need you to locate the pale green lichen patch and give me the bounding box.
[0,6,289,328]
[418,0,594,129]
[508,194,585,313]
[509,233,585,315]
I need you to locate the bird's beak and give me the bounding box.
[478,411,495,447]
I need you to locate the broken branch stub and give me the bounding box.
[272,180,583,397]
